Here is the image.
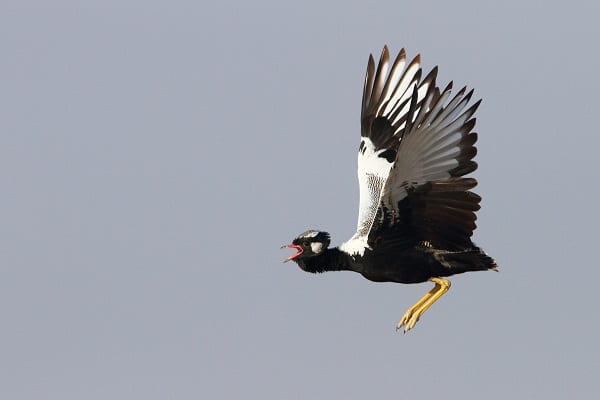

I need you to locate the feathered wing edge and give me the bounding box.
[360,46,437,149]
[344,47,436,256]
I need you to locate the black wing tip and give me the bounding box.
[427,65,439,79]
[451,161,478,176]
[443,81,454,93]
[379,45,390,62]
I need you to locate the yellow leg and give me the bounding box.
[396,283,441,330]
[396,277,451,333]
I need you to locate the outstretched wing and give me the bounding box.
[341,46,436,256]
[372,73,482,251]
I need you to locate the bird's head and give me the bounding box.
[281,230,331,263]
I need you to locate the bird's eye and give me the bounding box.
[303,241,311,247]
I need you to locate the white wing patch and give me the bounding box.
[356,137,394,233]
[340,137,393,256]
[339,236,371,257]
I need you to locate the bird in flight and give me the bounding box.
[282,46,498,333]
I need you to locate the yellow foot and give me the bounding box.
[396,309,421,333]
[395,277,451,333]
[396,299,426,332]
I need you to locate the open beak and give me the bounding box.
[281,244,303,263]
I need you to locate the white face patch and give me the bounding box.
[310,242,323,254]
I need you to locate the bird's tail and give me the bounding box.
[439,246,498,274]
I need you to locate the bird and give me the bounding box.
[281,46,498,333]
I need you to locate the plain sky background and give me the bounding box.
[2,1,599,399]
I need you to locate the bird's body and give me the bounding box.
[282,46,497,332]
[294,238,494,284]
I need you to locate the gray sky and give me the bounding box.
[2,1,599,399]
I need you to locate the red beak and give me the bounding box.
[281,244,303,262]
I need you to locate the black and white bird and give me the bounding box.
[282,46,498,333]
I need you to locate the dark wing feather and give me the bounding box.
[369,77,483,251]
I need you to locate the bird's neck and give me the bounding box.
[297,247,359,274]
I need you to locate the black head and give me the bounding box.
[281,230,331,263]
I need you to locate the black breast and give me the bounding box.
[358,247,445,284]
